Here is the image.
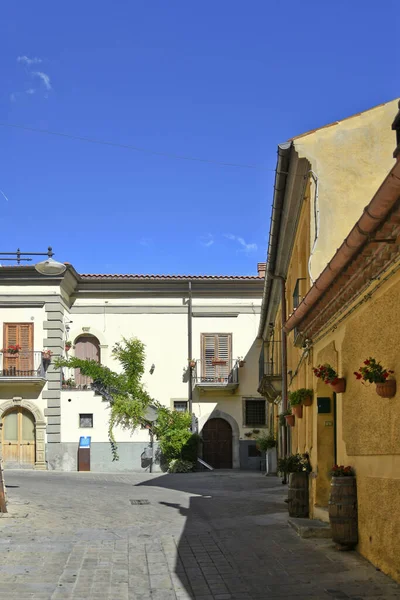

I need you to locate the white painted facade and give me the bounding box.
[0,266,266,472]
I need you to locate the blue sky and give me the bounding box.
[0,1,398,276]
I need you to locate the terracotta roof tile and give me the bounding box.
[79,273,261,281]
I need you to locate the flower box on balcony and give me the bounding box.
[211,359,227,366]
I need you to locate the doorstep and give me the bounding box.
[288,517,332,539]
[313,504,330,523]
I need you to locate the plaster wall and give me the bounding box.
[294,98,399,282]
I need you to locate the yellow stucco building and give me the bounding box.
[258,98,400,581]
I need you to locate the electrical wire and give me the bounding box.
[0,121,273,171]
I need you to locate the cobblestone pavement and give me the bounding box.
[1,470,399,600]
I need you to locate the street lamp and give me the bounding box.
[0,247,66,276]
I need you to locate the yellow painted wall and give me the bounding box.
[293,98,399,282]
[312,269,400,583]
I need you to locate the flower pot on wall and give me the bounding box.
[291,404,303,418]
[376,379,396,398]
[303,395,313,407]
[284,414,295,427]
[330,378,346,394]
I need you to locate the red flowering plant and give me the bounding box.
[330,465,355,477]
[354,358,394,384]
[1,344,22,355]
[313,363,339,385]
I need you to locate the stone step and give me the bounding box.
[288,517,332,538]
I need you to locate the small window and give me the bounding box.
[244,399,266,427]
[248,444,261,458]
[173,401,188,413]
[79,413,93,428]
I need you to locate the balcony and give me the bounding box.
[0,351,47,386]
[257,341,282,402]
[192,359,239,391]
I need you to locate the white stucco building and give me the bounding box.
[0,263,268,472]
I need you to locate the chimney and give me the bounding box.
[257,262,266,278]
[392,99,400,160]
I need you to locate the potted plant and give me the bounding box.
[354,358,396,398]
[65,341,72,352]
[211,358,227,366]
[244,431,253,438]
[291,388,313,407]
[313,364,346,393]
[288,391,303,418]
[283,408,295,427]
[255,431,276,452]
[2,344,21,355]
[329,465,358,549]
[188,359,196,369]
[278,453,311,516]
[63,377,76,389]
[238,357,246,367]
[42,349,52,370]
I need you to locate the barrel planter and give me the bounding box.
[288,472,309,517]
[329,476,358,550]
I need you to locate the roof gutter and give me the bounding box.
[257,142,292,338]
[284,159,400,334]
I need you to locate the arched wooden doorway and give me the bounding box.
[74,335,100,388]
[2,407,35,468]
[202,418,233,469]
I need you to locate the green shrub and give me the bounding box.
[168,459,194,473]
[278,453,312,475]
[288,388,313,406]
[255,431,276,452]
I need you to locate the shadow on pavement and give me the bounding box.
[137,471,287,598]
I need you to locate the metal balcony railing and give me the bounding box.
[0,351,46,379]
[259,340,282,379]
[192,359,239,388]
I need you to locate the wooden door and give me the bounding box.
[202,418,232,469]
[201,334,232,382]
[74,336,100,387]
[2,408,35,468]
[3,323,33,375]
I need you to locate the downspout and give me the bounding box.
[188,281,193,425]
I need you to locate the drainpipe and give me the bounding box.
[188,282,193,425]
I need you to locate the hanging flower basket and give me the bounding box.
[303,395,313,407]
[284,414,295,427]
[189,360,196,369]
[65,341,72,352]
[313,364,346,393]
[376,380,396,398]
[354,358,395,398]
[330,378,346,394]
[291,404,303,418]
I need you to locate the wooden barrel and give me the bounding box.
[288,472,309,517]
[329,476,358,549]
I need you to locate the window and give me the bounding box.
[79,414,93,428]
[244,399,266,427]
[173,401,188,413]
[3,323,34,375]
[201,333,232,381]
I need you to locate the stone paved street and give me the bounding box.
[1,470,399,600]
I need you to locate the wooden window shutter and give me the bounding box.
[3,323,33,374]
[201,333,232,379]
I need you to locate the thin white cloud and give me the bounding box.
[32,71,52,90]
[225,234,257,253]
[200,234,214,248]
[17,55,42,66]
[26,88,35,95]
